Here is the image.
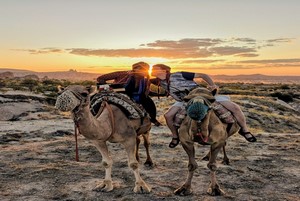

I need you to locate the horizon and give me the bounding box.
[1,1,300,76]
[3,67,300,78]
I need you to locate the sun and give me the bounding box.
[148,64,153,77]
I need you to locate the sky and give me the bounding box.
[1,0,300,76]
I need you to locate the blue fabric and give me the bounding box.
[187,102,209,121]
[132,78,146,103]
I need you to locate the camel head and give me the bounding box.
[184,87,215,121]
[183,87,215,103]
[55,85,96,112]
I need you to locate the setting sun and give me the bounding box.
[148,64,153,77]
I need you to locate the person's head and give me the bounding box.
[151,64,171,80]
[132,61,150,77]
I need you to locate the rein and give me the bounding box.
[74,123,79,162]
[103,101,115,137]
[94,100,115,136]
[71,92,115,162]
[196,121,208,143]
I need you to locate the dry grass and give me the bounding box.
[1,83,300,200]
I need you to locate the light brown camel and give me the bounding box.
[174,87,240,196]
[55,85,152,193]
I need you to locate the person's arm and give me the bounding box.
[149,78,160,85]
[96,71,128,84]
[194,73,216,86]
[182,71,218,90]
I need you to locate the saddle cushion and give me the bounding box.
[211,102,235,124]
[90,91,147,119]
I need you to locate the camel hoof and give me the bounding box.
[207,184,225,196]
[202,155,209,161]
[93,180,113,192]
[133,181,151,193]
[144,160,153,167]
[174,186,192,196]
[222,159,230,165]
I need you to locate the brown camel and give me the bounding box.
[55,85,152,193]
[174,87,240,196]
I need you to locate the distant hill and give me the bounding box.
[1,68,300,83]
[211,74,300,84]
[0,68,99,81]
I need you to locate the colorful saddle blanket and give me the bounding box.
[173,101,235,127]
[90,91,147,119]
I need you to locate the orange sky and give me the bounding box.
[1,1,300,76]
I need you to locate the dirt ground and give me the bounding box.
[1,95,300,201]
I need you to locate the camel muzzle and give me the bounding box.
[55,90,80,112]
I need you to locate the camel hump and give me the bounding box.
[90,91,147,119]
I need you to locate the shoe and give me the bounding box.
[151,119,161,127]
[239,130,257,142]
[153,120,162,127]
[169,137,180,148]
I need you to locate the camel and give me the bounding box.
[55,85,152,193]
[174,87,240,196]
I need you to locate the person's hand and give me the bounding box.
[98,84,110,91]
[207,84,219,91]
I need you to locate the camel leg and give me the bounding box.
[221,143,230,165]
[202,149,210,161]
[174,140,197,196]
[203,144,229,165]
[92,140,114,192]
[142,132,153,167]
[136,136,141,162]
[124,138,151,193]
[207,143,225,196]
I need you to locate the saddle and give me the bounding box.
[90,90,147,119]
[174,88,236,144]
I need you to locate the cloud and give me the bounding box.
[182,58,300,71]
[234,53,259,57]
[266,38,293,43]
[263,37,294,47]
[240,58,300,64]
[68,47,213,59]
[209,46,257,56]
[13,48,65,54]
[232,37,257,43]
[180,59,225,64]
[209,64,257,70]
[145,38,224,49]
[14,37,294,61]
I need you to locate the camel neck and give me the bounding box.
[73,106,112,141]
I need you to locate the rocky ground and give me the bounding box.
[0,88,300,201]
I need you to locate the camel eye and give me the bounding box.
[81,92,88,97]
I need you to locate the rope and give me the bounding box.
[74,123,79,162]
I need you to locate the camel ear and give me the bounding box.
[57,85,64,92]
[86,85,97,95]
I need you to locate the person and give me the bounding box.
[97,62,161,126]
[150,64,257,148]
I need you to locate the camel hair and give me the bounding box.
[55,85,152,193]
[174,87,240,196]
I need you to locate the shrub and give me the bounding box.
[270,92,293,102]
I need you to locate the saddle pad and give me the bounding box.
[211,102,235,124]
[90,91,147,119]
